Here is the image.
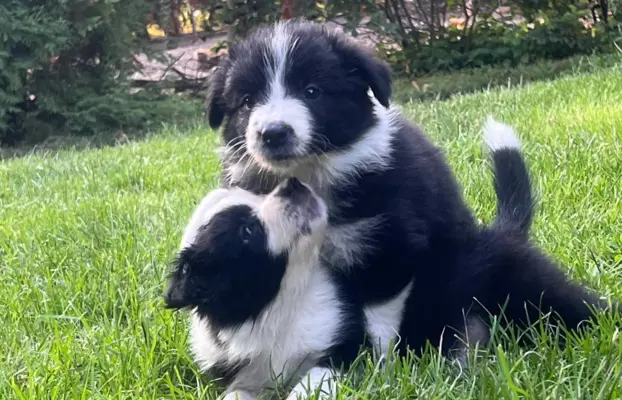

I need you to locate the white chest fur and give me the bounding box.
[189,266,344,393]
[363,280,413,356]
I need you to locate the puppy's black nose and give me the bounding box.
[261,122,293,148]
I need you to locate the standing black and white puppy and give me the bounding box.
[206,19,478,354]
[164,177,366,400]
[203,19,620,361]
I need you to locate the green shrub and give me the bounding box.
[4,0,620,147]
[194,0,620,80]
[0,0,200,146]
[0,2,70,144]
[315,0,620,77]
[385,10,619,76]
[510,0,584,21]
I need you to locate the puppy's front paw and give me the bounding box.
[286,367,336,400]
[221,390,256,400]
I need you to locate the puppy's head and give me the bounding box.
[207,20,392,173]
[163,177,327,327]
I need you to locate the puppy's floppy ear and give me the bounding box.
[206,59,231,129]
[331,36,392,108]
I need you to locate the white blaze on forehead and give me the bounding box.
[179,188,262,250]
[181,181,326,263]
[246,23,313,165]
[268,22,294,80]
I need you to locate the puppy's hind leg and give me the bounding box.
[490,244,617,337]
[286,367,337,400]
[447,313,491,369]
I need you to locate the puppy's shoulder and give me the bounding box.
[389,116,443,165]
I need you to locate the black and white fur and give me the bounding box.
[207,20,478,355]
[201,19,618,371]
[164,177,366,400]
[164,121,618,399]
[406,118,617,359]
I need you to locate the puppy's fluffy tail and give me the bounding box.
[484,117,534,239]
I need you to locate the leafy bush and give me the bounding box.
[4,0,620,147]
[196,0,620,77]
[510,0,584,21]
[373,3,620,76]
[0,2,70,144]
[0,0,200,146]
[201,0,326,41]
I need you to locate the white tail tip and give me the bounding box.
[483,116,521,151]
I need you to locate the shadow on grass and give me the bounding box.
[0,119,210,161]
[392,53,622,104]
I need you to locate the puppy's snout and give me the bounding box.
[163,276,185,309]
[261,122,294,149]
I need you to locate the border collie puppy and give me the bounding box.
[204,20,619,357]
[164,177,366,400]
[206,19,479,351]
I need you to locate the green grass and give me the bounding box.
[2,65,622,399]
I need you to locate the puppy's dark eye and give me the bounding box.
[242,95,253,109]
[239,221,259,244]
[304,85,321,101]
[181,263,190,275]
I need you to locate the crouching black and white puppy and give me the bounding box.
[164,177,366,400]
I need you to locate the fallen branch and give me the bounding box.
[159,52,186,81]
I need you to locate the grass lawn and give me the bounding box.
[2,64,622,399]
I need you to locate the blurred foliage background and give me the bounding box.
[1,0,620,147]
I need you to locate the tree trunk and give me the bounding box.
[226,0,236,42]
[189,3,197,34]
[281,0,295,19]
[601,0,609,24]
[170,2,182,36]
